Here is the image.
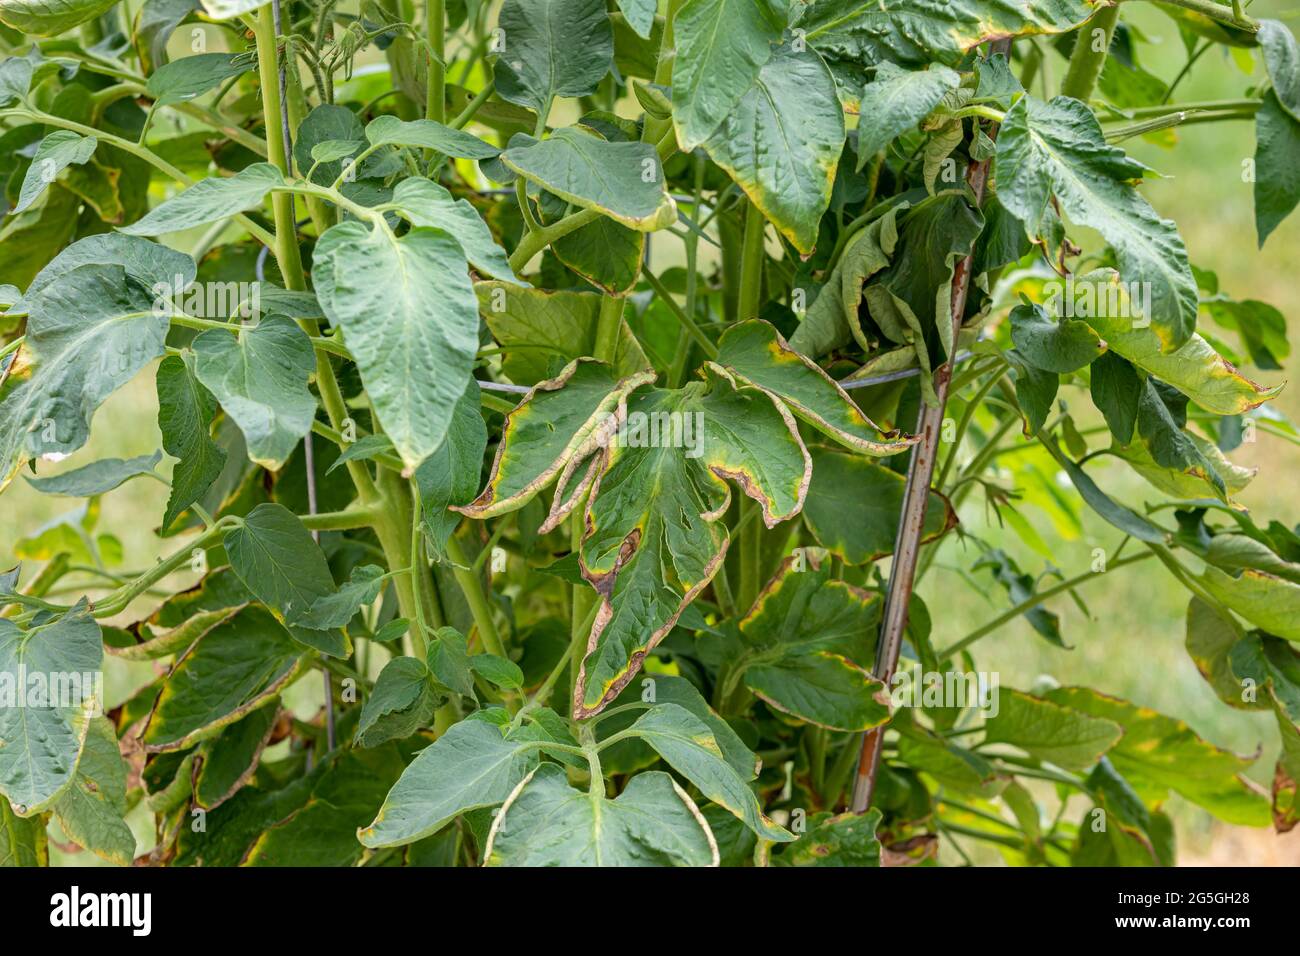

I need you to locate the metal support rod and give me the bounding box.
[849,38,1012,815]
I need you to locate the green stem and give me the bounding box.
[450,78,495,129]
[300,505,384,531]
[643,269,719,360]
[1124,0,1256,31]
[592,294,623,363]
[1060,3,1120,102]
[252,6,308,291]
[936,550,1154,658]
[443,535,512,698]
[507,207,602,272]
[426,0,446,124]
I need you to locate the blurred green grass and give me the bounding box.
[7,3,1300,865]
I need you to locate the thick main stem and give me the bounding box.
[1060,3,1121,101]
[849,40,1010,816]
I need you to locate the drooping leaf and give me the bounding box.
[312,221,479,470]
[427,626,476,699]
[1075,271,1281,414]
[193,705,279,809]
[789,204,903,357]
[701,43,844,255]
[672,0,784,149]
[120,163,284,236]
[142,604,304,752]
[13,130,97,215]
[469,653,525,691]
[477,282,650,383]
[573,369,810,716]
[456,360,655,520]
[1198,566,1300,642]
[713,320,914,455]
[355,657,441,747]
[484,763,718,866]
[735,556,888,731]
[501,128,676,231]
[156,353,226,529]
[415,379,488,557]
[25,450,162,497]
[358,719,540,847]
[803,447,954,563]
[1253,91,1300,247]
[997,96,1198,350]
[1088,350,1142,444]
[624,703,793,842]
[0,603,102,815]
[50,717,135,865]
[1259,20,1300,123]
[856,62,961,163]
[145,52,252,106]
[492,0,613,116]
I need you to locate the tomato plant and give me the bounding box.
[1,0,1297,868]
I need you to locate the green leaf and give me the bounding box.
[1114,430,1253,503]
[1132,378,1228,500]
[1254,91,1300,247]
[501,128,675,231]
[713,320,914,455]
[193,705,279,809]
[358,719,540,847]
[794,0,1095,67]
[974,548,1064,646]
[493,0,613,116]
[574,369,810,716]
[0,795,46,866]
[470,653,525,690]
[550,213,644,295]
[0,262,170,492]
[457,360,655,520]
[856,62,961,163]
[672,0,783,149]
[241,745,407,866]
[803,447,954,563]
[415,379,488,557]
[1046,687,1269,826]
[355,657,440,747]
[997,96,1198,350]
[1004,350,1058,435]
[1075,271,1281,415]
[223,502,336,623]
[790,204,903,357]
[736,556,888,731]
[294,565,385,630]
[477,282,650,383]
[365,115,501,159]
[1199,566,1300,642]
[142,605,304,752]
[614,0,655,38]
[1010,301,1107,373]
[313,221,478,470]
[625,703,794,842]
[51,717,135,865]
[1044,439,1168,543]
[0,603,102,815]
[1259,20,1300,123]
[13,130,97,215]
[701,43,844,255]
[156,353,227,529]
[0,0,119,35]
[983,688,1121,770]
[191,316,316,471]
[484,763,718,866]
[120,163,284,236]
[386,179,519,283]
[427,626,476,699]
[1089,350,1141,444]
[25,450,162,496]
[772,809,882,866]
[145,52,253,107]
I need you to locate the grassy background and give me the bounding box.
[5,2,1299,864]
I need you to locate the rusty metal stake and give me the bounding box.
[849,39,1011,814]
